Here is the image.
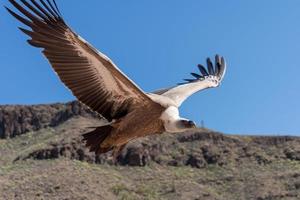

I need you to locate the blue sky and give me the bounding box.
[1,0,300,135]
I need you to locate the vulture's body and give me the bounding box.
[7,0,227,157]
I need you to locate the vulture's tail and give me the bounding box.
[82,125,113,154]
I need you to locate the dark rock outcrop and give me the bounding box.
[0,101,97,139]
[284,148,300,161]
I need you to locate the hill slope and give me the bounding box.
[0,102,300,200]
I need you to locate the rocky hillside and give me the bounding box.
[0,102,300,200]
[0,101,97,139]
[15,122,300,168]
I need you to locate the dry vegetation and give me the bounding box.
[1,103,300,200]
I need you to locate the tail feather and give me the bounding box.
[82,125,113,154]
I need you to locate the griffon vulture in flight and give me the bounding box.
[6,0,227,157]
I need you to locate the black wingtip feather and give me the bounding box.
[39,0,59,19]
[198,64,209,76]
[20,0,49,22]
[18,27,33,37]
[30,0,54,20]
[5,6,33,27]
[219,56,226,77]
[9,0,45,25]
[206,58,214,75]
[179,54,226,85]
[46,0,60,17]
[7,0,66,30]
[184,79,195,82]
[190,72,202,79]
[52,0,62,15]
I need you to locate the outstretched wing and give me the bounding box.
[6,0,155,121]
[152,55,226,107]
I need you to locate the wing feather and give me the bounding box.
[7,0,156,121]
[152,55,227,107]
[207,58,214,75]
[198,64,209,76]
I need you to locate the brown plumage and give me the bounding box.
[6,0,165,155]
[7,0,227,158]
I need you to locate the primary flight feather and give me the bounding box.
[6,0,227,158]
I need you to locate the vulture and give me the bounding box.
[6,0,227,158]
